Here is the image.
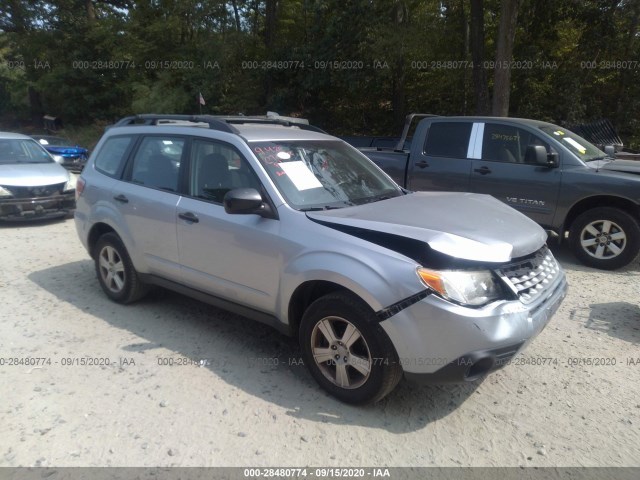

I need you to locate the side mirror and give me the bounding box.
[526,145,558,168]
[223,188,266,215]
[547,151,559,167]
[603,145,616,158]
[526,145,548,165]
[52,154,64,164]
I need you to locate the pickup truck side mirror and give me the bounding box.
[224,188,272,217]
[526,145,558,168]
[603,145,616,157]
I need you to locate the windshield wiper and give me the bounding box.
[300,205,344,211]
[586,155,613,162]
[356,193,398,205]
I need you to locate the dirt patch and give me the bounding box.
[0,219,638,467]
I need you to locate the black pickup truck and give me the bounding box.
[355,114,640,270]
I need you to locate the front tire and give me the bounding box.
[569,207,640,270]
[299,292,402,404]
[94,232,148,303]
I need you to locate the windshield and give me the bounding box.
[251,140,402,210]
[0,139,54,165]
[539,126,606,162]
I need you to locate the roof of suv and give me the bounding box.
[233,124,335,142]
[111,114,336,143]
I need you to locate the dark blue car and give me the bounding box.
[31,135,89,172]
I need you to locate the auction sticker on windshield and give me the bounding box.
[279,161,323,190]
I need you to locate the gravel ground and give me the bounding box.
[0,217,639,468]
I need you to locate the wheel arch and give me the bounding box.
[87,222,117,259]
[287,280,353,338]
[563,195,640,237]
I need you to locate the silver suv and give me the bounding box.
[75,114,567,404]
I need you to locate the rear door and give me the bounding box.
[112,135,186,280]
[407,121,473,192]
[470,122,561,228]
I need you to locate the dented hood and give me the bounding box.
[306,192,547,263]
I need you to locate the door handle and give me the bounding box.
[415,160,430,169]
[474,166,492,175]
[178,212,199,223]
[113,194,129,203]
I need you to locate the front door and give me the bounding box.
[176,139,281,313]
[470,122,561,228]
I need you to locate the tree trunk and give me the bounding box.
[230,0,242,32]
[392,1,408,130]
[264,0,278,49]
[28,86,44,124]
[470,0,490,115]
[492,0,520,116]
[263,0,279,106]
[615,2,640,124]
[86,0,96,25]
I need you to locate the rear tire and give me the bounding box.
[299,292,402,404]
[569,207,640,270]
[94,232,148,303]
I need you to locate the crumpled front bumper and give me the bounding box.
[0,192,76,220]
[380,271,568,383]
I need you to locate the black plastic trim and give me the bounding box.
[139,274,291,336]
[376,290,430,321]
[403,341,525,384]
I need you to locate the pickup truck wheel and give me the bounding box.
[94,232,148,303]
[299,292,402,404]
[569,207,640,270]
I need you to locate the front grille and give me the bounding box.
[497,246,561,304]
[3,182,66,199]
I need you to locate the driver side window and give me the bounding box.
[482,124,552,165]
[189,140,261,204]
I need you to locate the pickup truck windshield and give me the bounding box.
[251,140,402,210]
[539,126,606,162]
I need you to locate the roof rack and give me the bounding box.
[113,114,326,134]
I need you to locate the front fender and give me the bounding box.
[278,250,422,323]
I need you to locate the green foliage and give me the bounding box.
[1,0,640,146]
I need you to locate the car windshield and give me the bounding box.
[0,139,54,165]
[36,136,70,146]
[251,140,402,210]
[539,126,606,162]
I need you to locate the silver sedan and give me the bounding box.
[0,132,76,220]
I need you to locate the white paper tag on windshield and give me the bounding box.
[563,137,587,154]
[279,161,323,190]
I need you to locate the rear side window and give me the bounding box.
[130,136,185,192]
[424,122,472,158]
[94,136,135,177]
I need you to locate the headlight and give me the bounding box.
[417,267,504,307]
[0,186,13,198]
[64,173,78,192]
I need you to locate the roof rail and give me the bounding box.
[112,114,327,134]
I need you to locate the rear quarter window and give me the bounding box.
[424,122,472,158]
[94,136,135,177]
